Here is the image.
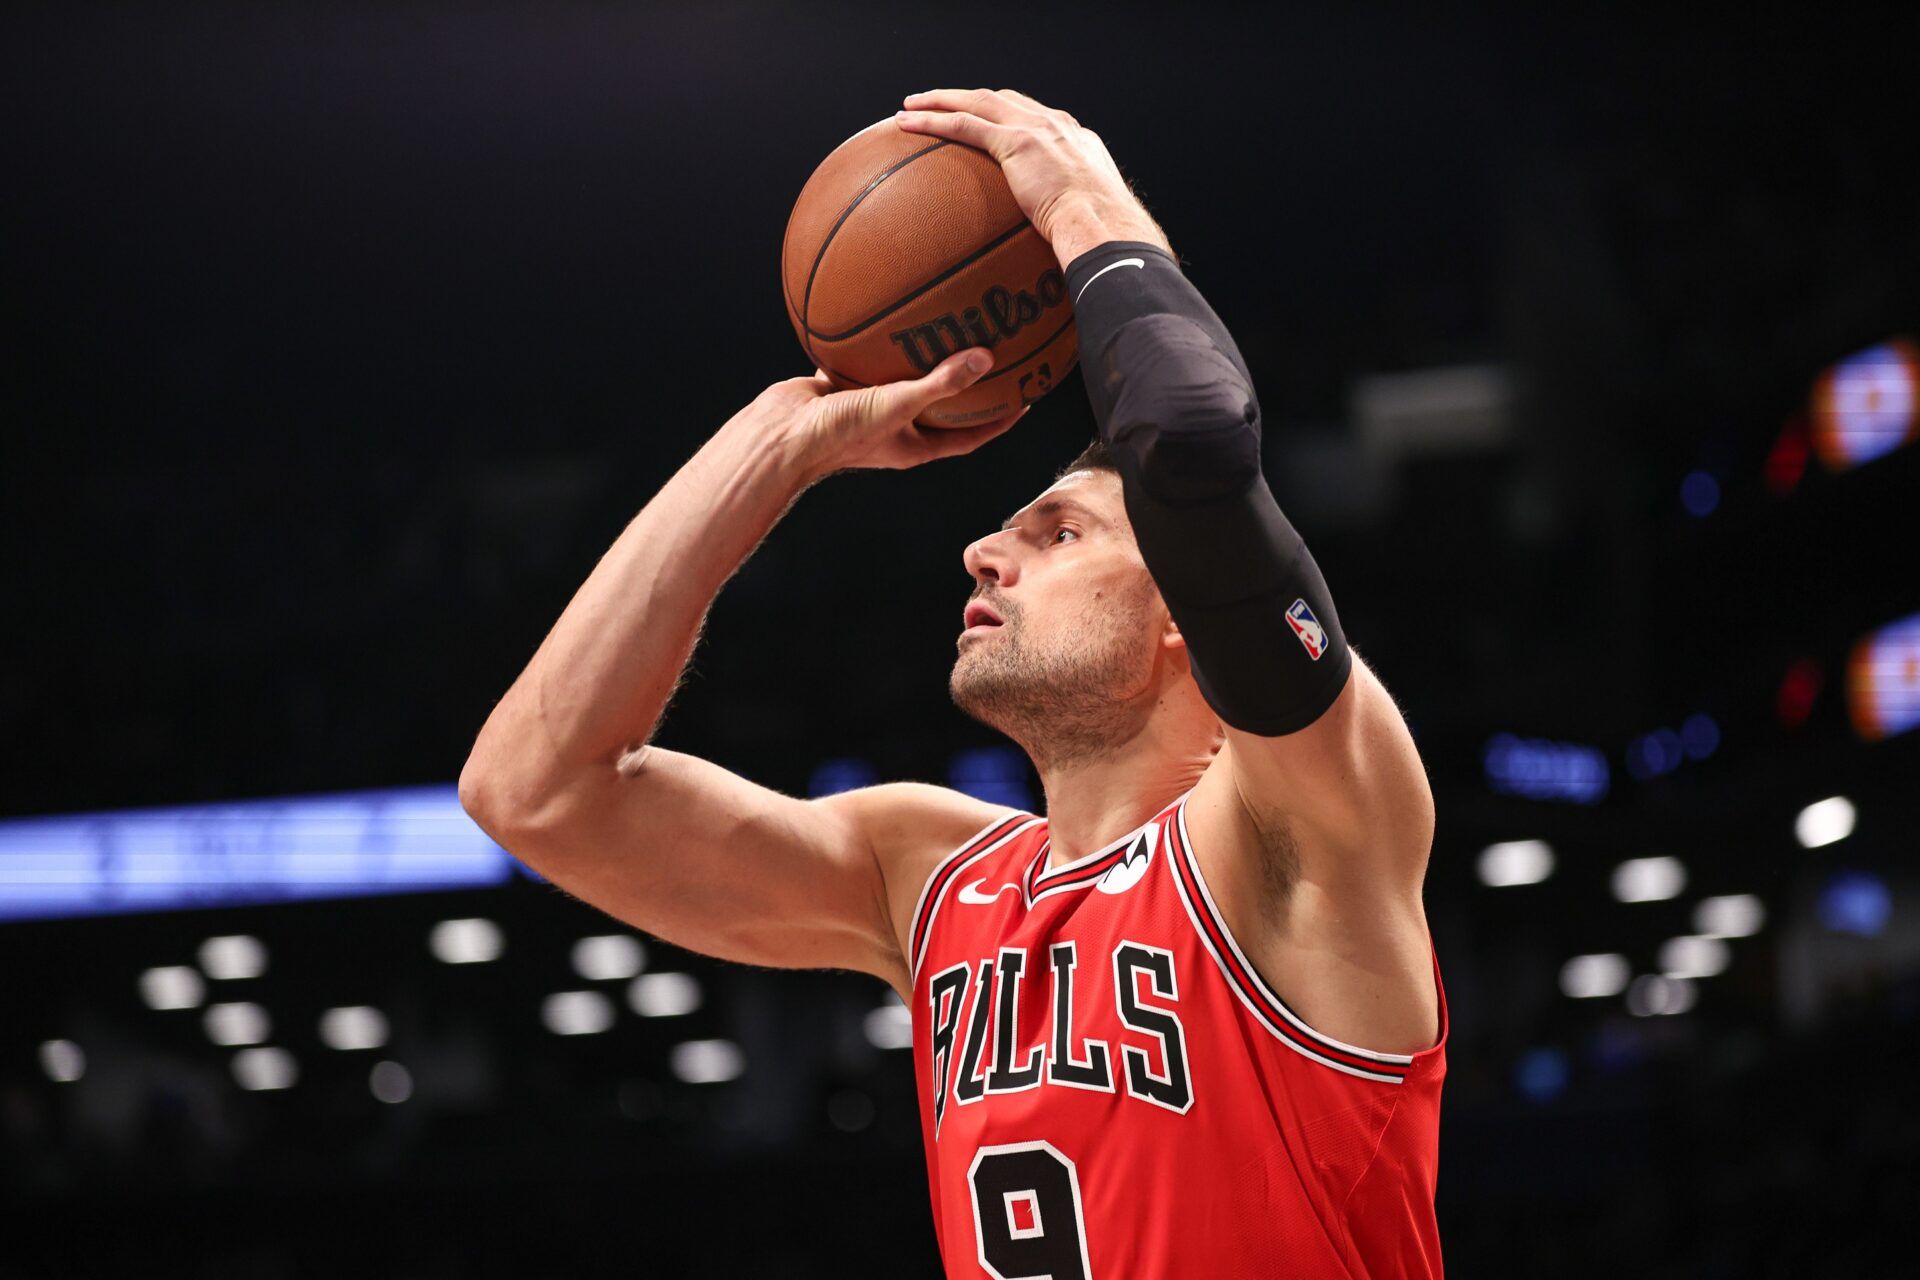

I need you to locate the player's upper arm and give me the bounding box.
[461,744,1013,997]
[1219,651,1435,897]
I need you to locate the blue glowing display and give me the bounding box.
[0,786,524,923]
[1483,734,1610,804]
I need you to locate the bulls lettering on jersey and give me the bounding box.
[908,789,1448,1278]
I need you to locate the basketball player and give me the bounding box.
[462,88,1444,1278]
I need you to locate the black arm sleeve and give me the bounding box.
[1064,240,1352,736]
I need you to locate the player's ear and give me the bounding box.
[1160,611,1186,652]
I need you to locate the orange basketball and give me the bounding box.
[782,118,1077,427]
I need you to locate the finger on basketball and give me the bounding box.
[894,108,998,150]
[895,347,993,414]
[902,88,1018,121]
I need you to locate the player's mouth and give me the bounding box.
[961,601,1004,637]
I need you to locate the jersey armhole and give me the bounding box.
[1165,796,1444,1085]
[906,810,1041,988]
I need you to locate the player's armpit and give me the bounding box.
[1215,651,1436,898]
[462,747,1011,999]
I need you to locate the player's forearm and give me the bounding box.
[1065,240,1353,736]
[464,407,823,814]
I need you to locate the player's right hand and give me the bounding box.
[770,346,1028,476]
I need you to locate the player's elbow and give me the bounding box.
[1106,317,1262,506]
[458,726,577,854]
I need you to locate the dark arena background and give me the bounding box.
[4,5,1917,1277]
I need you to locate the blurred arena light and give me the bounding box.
[1476,839,1555,887]
[39,1040,85,1083]
[1612,857,1687,903]
[370,1061,414,1104]
[948,746,1035,810]
[1808,336,1919,471]
[1658,936,1730,980]
[572,934,647,982]
[139,965,205,1011]
[630,972,701,1017]
[0,786,519,922]
[1776,657,1825,729]
[1846,612,1920,741]
[1693,894,1766,939]
[205,1002,271,1047]
[319,1006,390,1052]
[1794,796,1856,848]
[1481,733,1609,804]
[809,756,879,798]
[1764,417,1812,495]
[1513,1047,1570,1103]
[1625,974,1697,1017]
[1679,713,1720,760]
[1818,871,1893,937]
[864,1003,913,1050]
[1679,470,1720,518]
[1559,953,1631,999]
[1351,361,1512,459]
[1624,729,1686,781]
[542,991,616,1036]
[670,1039,744,1084]
[430,918,504,964]
[199,935,268,981]
[232,1047,298,1091]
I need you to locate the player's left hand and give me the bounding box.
[895,88,1172,270]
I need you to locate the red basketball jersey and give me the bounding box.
[908,788,1447,1278]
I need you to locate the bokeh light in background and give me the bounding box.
[1809,338,1919,471]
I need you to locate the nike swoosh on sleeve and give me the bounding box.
[1073,257,1146,304]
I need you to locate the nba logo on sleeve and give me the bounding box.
[1285,599,1328,660]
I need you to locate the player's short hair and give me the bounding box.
[1055,437,1118,481]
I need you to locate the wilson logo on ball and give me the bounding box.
[888,268,1068,374]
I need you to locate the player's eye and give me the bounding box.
[1052,525,1079,545]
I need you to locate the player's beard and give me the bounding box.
[949,574,1162,773]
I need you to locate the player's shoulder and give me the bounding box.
[819,781,1033,878]
[817,784,1035,1000]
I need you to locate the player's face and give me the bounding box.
[949,469,1167,760]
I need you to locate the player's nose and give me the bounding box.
[962,529,1019,587]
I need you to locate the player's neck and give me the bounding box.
[1035,742,1212,873]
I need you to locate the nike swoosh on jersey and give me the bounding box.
[956,878,1021,905]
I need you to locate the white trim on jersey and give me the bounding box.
[909,812,1045,985]
[1165,796,1417,1085]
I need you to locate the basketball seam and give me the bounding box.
[806,220,1031,343]
[800,138,952,366]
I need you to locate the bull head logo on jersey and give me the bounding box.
[1096,828,1157,896]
